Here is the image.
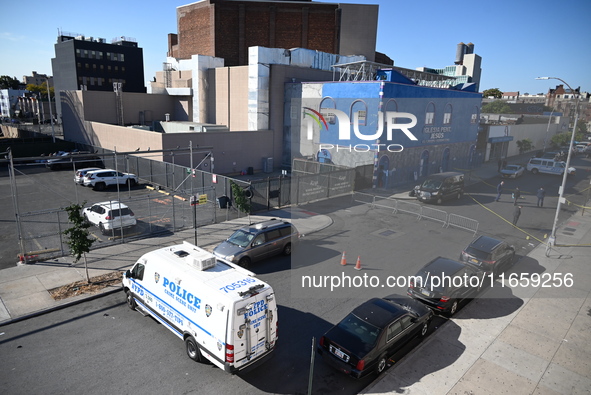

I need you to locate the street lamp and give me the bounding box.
[536,76,579,256]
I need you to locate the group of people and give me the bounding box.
[496,181,547,227]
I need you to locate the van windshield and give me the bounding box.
[227,229,255,247]
[421,179,442,190]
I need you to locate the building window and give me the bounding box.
[92,64,97,71]
[98,51,103,59]
[425,103,435,125]
[120,53,124,62]
[76,49,81,58]
[350,99,368,126]
[443,104,452,124]
[77,62,82,69]
[85,63,90,69]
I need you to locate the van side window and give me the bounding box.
[266,229,281,242]
[131,263,145,281]
[279,225,294,237]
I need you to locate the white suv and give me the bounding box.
[83,201,137,234]
[83,169,139,190]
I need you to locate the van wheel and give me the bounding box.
[185,336,202,362]
[99,223,107,235]
[376,355,387,375]
[94,182,106,191]
[283,243,292,256]
[531,168,539,175]
[126,290,136,310]
[238,257,251,268]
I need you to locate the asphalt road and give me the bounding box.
[0,155,590,393]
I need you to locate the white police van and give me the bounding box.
[122,241,278,373]
[526,158,576,176]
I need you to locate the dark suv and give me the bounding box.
[460,235,515,276]
[413,172,464,204]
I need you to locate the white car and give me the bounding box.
[83,201,137,234]
[500,164,525,179]
[83,169,139,190]
[74,167,102,184]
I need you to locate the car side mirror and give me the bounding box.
[125,270,132,279]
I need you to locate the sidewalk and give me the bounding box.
[0,207,333,324]
[363,210,591,394]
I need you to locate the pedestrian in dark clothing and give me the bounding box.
[536,187,546,207]
[513,187,521,205]
[513,205,522,226]
[497,159,502,173]
[495,181,504,202]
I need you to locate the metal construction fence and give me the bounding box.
[352,192,479,235]
[291,159,356,204]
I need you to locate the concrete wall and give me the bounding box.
[209,66,250,130]
[339,4,378,61]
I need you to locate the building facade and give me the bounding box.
[167,0,379,67]
[51,32,146,118]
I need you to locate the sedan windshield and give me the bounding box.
[227,230,255,247]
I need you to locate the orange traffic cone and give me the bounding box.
[340,252,347,266]
[354,256,362,270]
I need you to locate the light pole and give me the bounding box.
[536,77,579,256]
[543,106,555,153]
[46,78,55,143]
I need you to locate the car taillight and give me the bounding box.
[225,344,234,363]
[356,359,365,371]
[105,216,112,220]
[129,210,135,217]
[440,296,450,302]
[409,279,414,289]
[319,336,325,347]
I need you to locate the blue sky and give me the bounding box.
[1,0,589,95]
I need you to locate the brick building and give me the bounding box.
[167,0,380,66]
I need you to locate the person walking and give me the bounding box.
[513,187,521,205]
[495,181,504,202]
[513,205,522,226]
[536,187,546,207]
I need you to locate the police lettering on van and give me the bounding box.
[122,241,278,373]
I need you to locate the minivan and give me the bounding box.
[526,158,575,176]
[413,172,465,204]
[213,219,299,267]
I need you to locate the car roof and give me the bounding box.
[241,218,292,233]
[468,235,504,252]
[421,257,465,274]
[423,171,464,180]
[93,201,129,210]
[351,297,408,329]
[87,168,116,174]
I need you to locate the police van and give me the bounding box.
[122,241,278,373]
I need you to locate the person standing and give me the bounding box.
[513,205,522,226]
[513,187,521,205]
[536,187,546,207]
[495,181,504,202]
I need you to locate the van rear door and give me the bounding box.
[231,287,277,369]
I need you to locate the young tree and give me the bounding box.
[63,203,95,283]
[0,75,20,89]
[482,88,503,99]
[230,181,251,222]
[516,139,534,154]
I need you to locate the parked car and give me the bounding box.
[459,235,515,276]
[413,172,464,204]
[407,257,484,316]
[82,201,136,235]
[74,167,102,184]
[45,151,103,170]
[526,158,575,176]
[212,218,299,268]
[317,294,432,378]
[83,169,139,190]
[500,164,524,179]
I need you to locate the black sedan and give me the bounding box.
[317,295,432,378]
[407,257,485,316]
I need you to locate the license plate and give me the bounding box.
[329,345,349,362]
[420,288,432,297]
[469,258,479,265]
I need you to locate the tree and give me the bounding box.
[0,75,20,89]
[230,181,251,222]
[63,203,95,283]
[516,139,534,154]
[482,88,503,99]
[481,100,512,114]
[26,81,53,99]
